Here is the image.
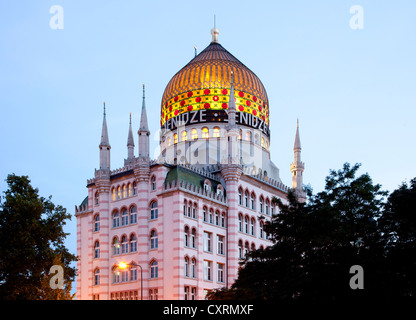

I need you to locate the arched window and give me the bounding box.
[261,137,266,148]
[187,201,192,217]
[150,230,158,249]
[133,182,137,195]
[238,240,243,259]
[244,241,249,256]
[94,240,100,259]
[271,202,275,215]
[151,176,156,191]
[117,186,121,200]
[221,212,226,227]
[121,209,128,226]
[112,211,119,228]
[250,218,255,236]
[244,191,249,207]
[150,260,158,278]
[246,131,252,142]
[150,201,158,220]
[113,237,120,255]
[265,199,270,215]
[191,228,197,248]
[192,203,197,219]
[130,206,137,224]
[259,196,264,213]
[174,133,178,144]
[244,216,249,234]
[94,214,100,232]
[94,268,100,286]
[167,137,171,146]
[191,128,198,140]
[112,266,120,283]
[208,209,213,224]
[203,206,207,222]
[122,185,127,198]
[184,257,189,277]
[215,210,220,225]
[95,192,99,205]
[250,193,256,210]
[184,226,190,247]
[183,200,187,216]
[121,235,128,254]
[238,188,243,205]
[181,130,187,141]
[213,127,220,138]
[202,127,209,139]
[238,213,243,232]
[191,258,197,278]
[130,234,137,252]
[259,221,264,238]
[127,183,132,197]
[111,187,116,201]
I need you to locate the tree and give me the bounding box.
[378,178,416,297]
[0,174,77,300]
[208,163,396,301]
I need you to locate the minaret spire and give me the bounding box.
[224,71,240,164]
[138,84,150,159]
[126,113,135,163]
[290,119,305,200]
[99,102,111,171]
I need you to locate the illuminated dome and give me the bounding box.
[160,32,270,133]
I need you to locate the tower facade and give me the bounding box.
[75,29,305,300]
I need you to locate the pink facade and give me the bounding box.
[76,162,291,300]
[75,29,305,300]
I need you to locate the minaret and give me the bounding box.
[99,102,111,171]
[290,119,305,200]
[224,71,239,164]
[125,113,135,164]
[221,71,243,286]
[138,84,150,160]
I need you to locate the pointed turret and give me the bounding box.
[126,113,135,162]
[227,71,237,128]
[99,102,111,171]
[290,119,305,200]
[138,84,150,159]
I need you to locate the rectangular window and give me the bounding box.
[204,260,212,281]
[217,235,224,255]
[217,263,224,283]
[184,286,189,300]
[204,232,212,252]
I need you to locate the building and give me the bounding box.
[75,28,305,300]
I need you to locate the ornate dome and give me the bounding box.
[160,33,270,131]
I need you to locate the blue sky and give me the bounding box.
[1,0,415,266]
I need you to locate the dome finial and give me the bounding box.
[211,15,219,43]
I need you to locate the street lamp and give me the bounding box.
[118,262,143,300]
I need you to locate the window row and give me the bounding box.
[111,183,137,201]
[203,260,225,283]
[238,187,276,215]
[161,128,269,150]
[238,240,264,259]
[110,290,139,300]
[237,213,269,239]
[93,260,159,286]
[202,207,226,227]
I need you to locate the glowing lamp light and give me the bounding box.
[118,262,128,270]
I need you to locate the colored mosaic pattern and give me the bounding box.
[160,87,269,127]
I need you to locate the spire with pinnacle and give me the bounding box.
[138,84,150,159]
[99,102,111,171]
[227,71,236,128]
[290,119,305,199]
[126,113,135,162]
[211,15,219,43]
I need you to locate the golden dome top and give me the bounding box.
[160,40,270,130]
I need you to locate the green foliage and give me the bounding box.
[208,163,415,300]
[0,174,77,300]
